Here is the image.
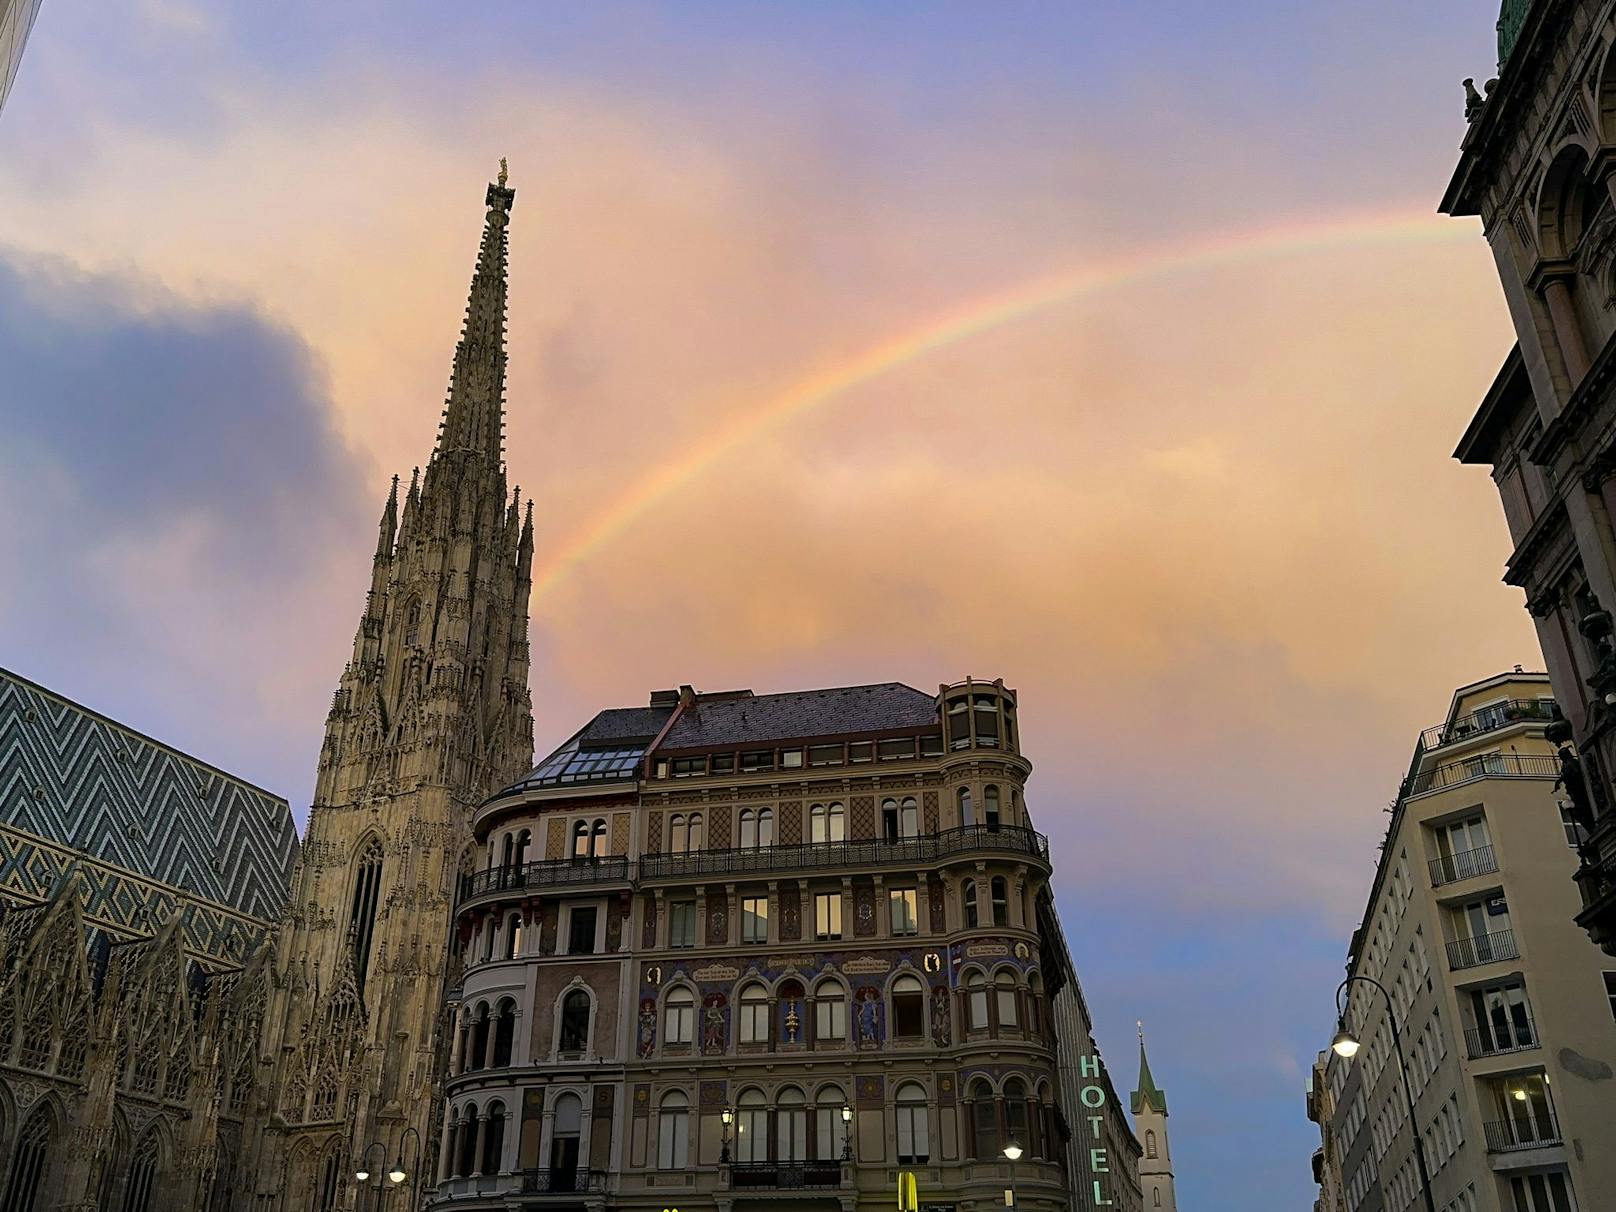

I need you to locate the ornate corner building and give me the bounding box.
[1445,1,1616,955]
[435,678,1137,1212]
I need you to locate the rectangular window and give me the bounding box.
[808,744,843,766]
[568,907,598,956]
[816,996,846,1043]
[877,737,916,760]
[742,896,768,943]
[670,756,706,778]
[848,742,873,763]
[1604,972,1616,1022]
[657,1107,689,1169]
[710,752,736,774]
[1509,1171,1576,1212]
[780,749,804,768]
[740,750,774,772]
[669,902,696,949]
[919,733,944,757]
[889,888,918,936]
[815,892,843,941]
[1563,805,1590,848]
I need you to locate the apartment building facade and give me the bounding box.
[1326,672,1616,1212]
[431,677,1130,1212]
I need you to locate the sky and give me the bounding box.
[0,2,1536,1207]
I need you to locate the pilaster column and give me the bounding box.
[439,1113,457,1178]
[448,1008,466,1074]
[1542,275,1591,382]
[725,883,739,947]
[470,1114,488,1178]
[654,889,668,949]
[840,877,853,942]
[483,1014,499,1069]
[579,1103,595,1176]
[512,1009,528,1066]
[537,1109,556,1174]
[872,874,886,937]
[767,880,780,945]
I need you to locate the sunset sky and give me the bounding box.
[0,3,1536,1207]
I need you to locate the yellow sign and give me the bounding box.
[897,1171,919,1212]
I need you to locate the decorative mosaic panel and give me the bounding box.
[930,983,952,1047]
[937,1072,957,1106]
[610,812,630,856]
[923,791,939,833]
[540,904,558,953]
[606,896,624,952]
[855,1074,885,1107]
[706,804,731,848]
[0,823,270,968]
[701,992,728,1054]
[779,884,801,942]
[545,818,565,860]
[632,1083,652,1118]
[0,668,296,921]
[706,897,727,945]
[852,879,876,938]
[641,896,657,949]
[594,1084,614,1113]
[853,985,883,1049]
[637,998,657,1058]
[699,1080,727,1109]
[927,877,946,934]
[779,800,801,845]
[848,795,875,840]
[646,811,662,854]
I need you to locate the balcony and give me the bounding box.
[727,1162,844,1189]
[1465,1018,1537,1059]
[459,856,632,906]
[1407,754,1557,798]
[1446,929,1520,970]
[518,1168,608,1194]
[1429,845,1499,887]
[1419,700,1555,752]
[1483,1116,1560,1153]
[639,824,1049,881]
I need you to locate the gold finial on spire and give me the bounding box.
[1137,1019,1145,1042]
[498,157,509,188]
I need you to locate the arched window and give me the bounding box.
[316,1141,341,1212]
[970,1080,997,1157]
[481,1100,506,1177]
[665,988,695,1045]
[815,979,847,1044]
[403,599,421,648]
[468,1002,490,1071]
[504,912,522,960]
[513,828,531,868]
[457,1103,479,1177]
[984,785,1001,829]
[757,808,774,847]
[958,787,973,827]
[966,971,988,1030]
[995,971,1019,1030]
[572,821,590,859]
[739,810,757,850]
[559,990,590,1055]
[738,984,769,1043]
[1154,1190,1162,1208]
[550,1094,583,1187]
[963,879,979,928]
[657,1091,690,1170]
[164,1039,191,1101]
[991,877,1009,927]
[670,814,687,854]
[1146,1130,1157,1159]
[736,1089,769,1163]
[891,975,925,1040]
[1004,1078,1028,1152]
[1027,973,1043,1036]
[815,1087,847,1160]
[688,812,704,851]
[500,832,515,869]
[120,1130,161,1212]
[882,798,900,842]
[3,1105,52,1212]
[900,796,919,838]
[896,1082,930,1164]
[349,836,384,991]
[811,802,845,844]
[493,999,516,1066]
[481,916,496,963]
[779,1087,808,1162]
[592,819,608,856]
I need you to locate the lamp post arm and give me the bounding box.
[1335,975,1436,1212]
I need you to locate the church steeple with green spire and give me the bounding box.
[1131,1021,1177,1212]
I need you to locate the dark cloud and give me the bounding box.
[0,249,371,808]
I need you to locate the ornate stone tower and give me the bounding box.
[1131,1022,1176,1212]
[248,168,536,1210]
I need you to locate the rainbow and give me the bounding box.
[531,207,1472,600]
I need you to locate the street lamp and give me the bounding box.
[387,1125,422,1195]
[841,1103,854,1162]
[1003,1141,1023,1208]
[720,1106,734,1164]
[1335,976,1436,1212]
[355,1142,386,1212]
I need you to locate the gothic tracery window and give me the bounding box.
[349,836,384,991]
[2,1105,55,1212]
[120,1130,161,1212]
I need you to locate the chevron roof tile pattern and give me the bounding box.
[0,666,297,921]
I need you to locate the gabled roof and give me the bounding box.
[661,682,938,750]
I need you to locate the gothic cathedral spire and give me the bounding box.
[1131,1021,1178,1212]
[248,167,537,1211]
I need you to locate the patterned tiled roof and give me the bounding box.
[661,682,938,750]
[0,666,297,923]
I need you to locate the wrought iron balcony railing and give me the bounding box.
[727,1161,844,1189]
[1419,699,1554,751]
[460,855,632,903]
[519,1168,608,1193]
[1429,845,1499,887]
[1464,1019,1537,1059]
[1483,1115,1560,1153]
[1407,754,1557,798]
[639,824,1048,881]
[1446,929,1519,970]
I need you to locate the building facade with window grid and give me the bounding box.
[1323,673,1616,1212]
[436,677,1136,1212]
